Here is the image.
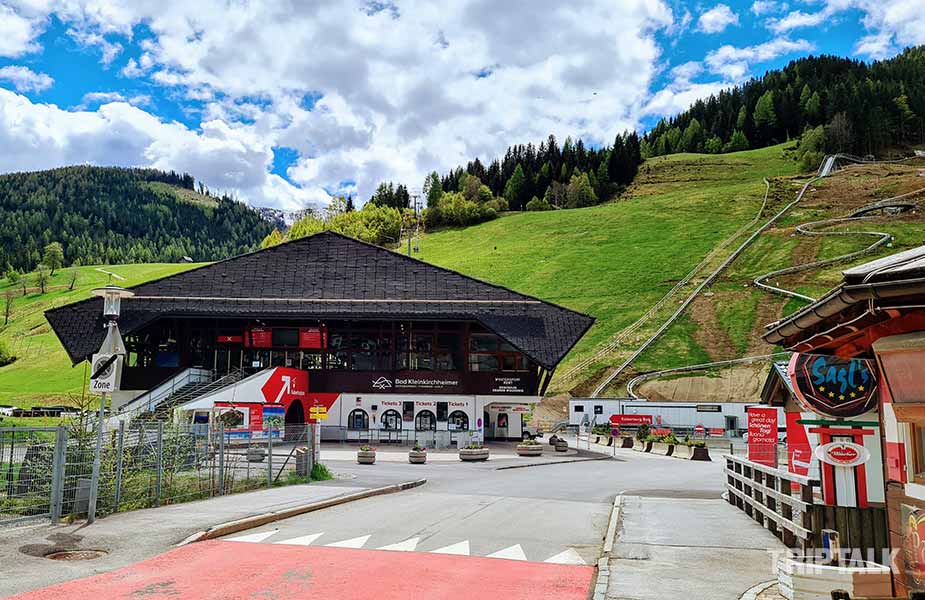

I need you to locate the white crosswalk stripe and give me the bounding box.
[275,532,325,546]
[543,548,586,565]
[377,537,419,552]
[486,544,527,561]
[429,540,470,556]
[226,530,278,543]
[325,535,371,549]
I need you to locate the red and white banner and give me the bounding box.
[747,407,778,468]
[610,414,653,426]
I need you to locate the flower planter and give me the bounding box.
[672,444,693,460]
[621,436,635,449]
[516,444,544,457]
[459,448,490,462]
[408,450,427,464]
[632,438,647,452]
[356,450,377,465]
[650,442,674,456]
[777,556,891,600]
[691,446,711,461]
[246,447,266,463]
[554,440,569,453]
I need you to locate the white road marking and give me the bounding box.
[325,535,371,549]
[377,537,420,552]
[430,540,470,556]
[275,532,324,546]
[486,544,527,561]
[226,530,278,543]
[543,548,586,565]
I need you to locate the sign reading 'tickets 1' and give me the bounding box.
[788,352,878,417]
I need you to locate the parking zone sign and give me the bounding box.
[89,353,121,394]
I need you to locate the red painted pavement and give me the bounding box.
[10,540,595,599]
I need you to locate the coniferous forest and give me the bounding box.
[643,47,925,158]
[0,166,272,271]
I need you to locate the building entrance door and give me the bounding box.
[483,410,493,440]
[285,400,305,441]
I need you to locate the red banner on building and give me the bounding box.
[747,407,778,467]
[610,414,653,426]
[785,411,811,488]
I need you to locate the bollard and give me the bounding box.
[49,426,67,523]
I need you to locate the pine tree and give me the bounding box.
[423,171,443,207]
[504,164,527,211]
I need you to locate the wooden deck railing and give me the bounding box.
[724,455,890,560]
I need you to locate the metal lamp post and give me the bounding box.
[87,285,133,524]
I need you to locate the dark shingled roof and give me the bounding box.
[46,231,595,370]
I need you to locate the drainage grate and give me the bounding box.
[44,549,108,561]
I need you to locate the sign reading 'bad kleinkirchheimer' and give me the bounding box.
[788,352,879,417]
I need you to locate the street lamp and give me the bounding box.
[86,285,133,523]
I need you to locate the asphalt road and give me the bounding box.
[218,444,727,566]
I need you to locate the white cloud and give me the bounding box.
[0,4,46,57]
[705,37,814,80]
[0,65,53,92]
[697,4,740,34]
[751,1,787,16]
[0,0,680,207]
[67,28,123,65]
[0,87,325,210]
[79,91,151,108]
[766,1,925,56]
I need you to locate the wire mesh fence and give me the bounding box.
[0,421,317,527]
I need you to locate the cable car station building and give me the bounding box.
[46,232,593,445]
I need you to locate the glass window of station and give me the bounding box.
[122,319,533,377]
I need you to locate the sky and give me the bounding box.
[0,1,922,210]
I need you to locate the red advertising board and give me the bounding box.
[248,328,273,348]
[708,428,725,437]
[610,414,653,426]
[785,412,811,489]
[747,407,778,467]
[651,428,672,437]
[299,327,325,349]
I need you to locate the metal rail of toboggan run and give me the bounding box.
[589,152,925,399]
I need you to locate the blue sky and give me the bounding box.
[0,1,920,208]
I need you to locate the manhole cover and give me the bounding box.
[44,549,107,561]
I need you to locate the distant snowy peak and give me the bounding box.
[254,206,319,230]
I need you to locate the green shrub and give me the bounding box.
[310,462,334,481]
[636,423,650,440]
[525,196,553,211]
[0,339,15,367]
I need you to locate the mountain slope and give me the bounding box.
[0,166,273,271]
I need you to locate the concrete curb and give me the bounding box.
[739,580,777,600]
[494,455,612,470]
[592,494,623,600]
[176,479,427,546]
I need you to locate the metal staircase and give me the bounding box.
[147,368,250,420]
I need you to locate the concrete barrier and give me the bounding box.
[621,436,634,449]
[672,444,693,460]
[650,442,674,456]
[633,439,647,452]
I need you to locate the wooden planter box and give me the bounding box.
[516,444,544,457]
[408,450,427,464]
[357,450,376,465]
[621,436,635,449]
[650,442,673,456]
[778,557,891,600]
[459,448,489,462]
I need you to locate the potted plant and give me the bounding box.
[357,444,376,465]
[516,438,544,457]
[409,441,427,464]
[459,442,490,462]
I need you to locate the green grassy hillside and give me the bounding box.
[0,262,201,411]
[418,143,803,392]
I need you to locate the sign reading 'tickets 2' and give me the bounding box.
[788,352,878,418]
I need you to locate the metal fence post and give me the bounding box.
[49,426,67,524]
[267,426,274,488]
[218,423,225,496]
[155,421,163,507]
[114,421,125,511]
[87,392,107,524]
[306,423,313,479]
